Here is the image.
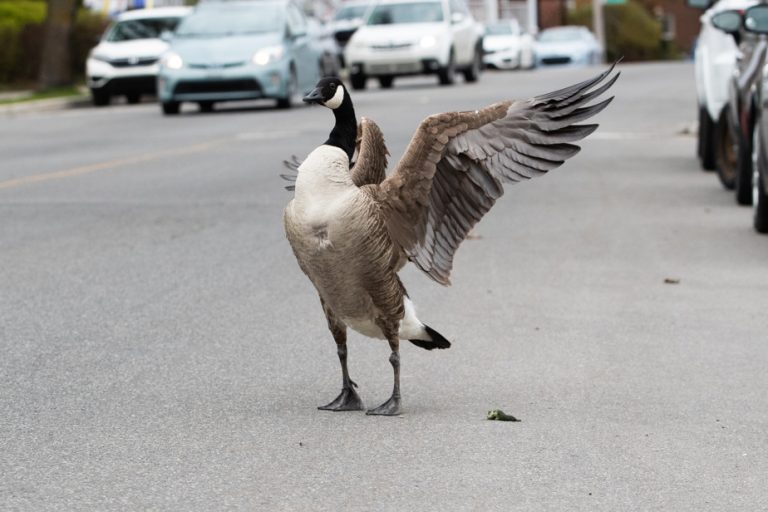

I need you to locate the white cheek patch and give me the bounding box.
[324,86,345,109]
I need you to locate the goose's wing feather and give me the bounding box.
[280,155,302,191]
[379,64,619,285]
[351,117,389,186]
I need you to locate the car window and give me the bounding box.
[449,0,469,16]
[175,4,285,37]
[538,27,584,42]
[105,17,183,42]
[334,4,369,20]
[286,3,308,35]
[485,21,519,36]
[368,2,444,24]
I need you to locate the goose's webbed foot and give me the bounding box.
[318,380,364,411]
[365,393,401,416]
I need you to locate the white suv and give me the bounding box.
[86,7,190,106]
[344,0,483,89]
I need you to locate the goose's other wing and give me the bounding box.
[379,64,620,285]
[351,117,389,187]
[280,155,302,191]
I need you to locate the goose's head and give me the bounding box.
[303,77,347,110]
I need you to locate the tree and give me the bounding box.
[37,0,79,90]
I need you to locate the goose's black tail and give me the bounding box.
[409,325,451,350]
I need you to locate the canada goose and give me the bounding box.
[283,65,619,416]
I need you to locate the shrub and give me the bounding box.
[567,0,672,61]
[0,0,108,87]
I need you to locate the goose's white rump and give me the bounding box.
[343,297,428,340]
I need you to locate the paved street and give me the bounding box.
[1,62,766,510]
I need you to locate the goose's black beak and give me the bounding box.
[303,88,323,104]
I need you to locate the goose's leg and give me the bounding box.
[367,327,402,416]
[318,300,364,412]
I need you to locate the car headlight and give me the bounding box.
[253,46,285,66]
[162,52,183,70]
[419,35,437,49]
[89,52,111,63]
[349,38,366,49]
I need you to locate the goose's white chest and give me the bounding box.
[288,145,357,249]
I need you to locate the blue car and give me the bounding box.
[157,0,323,114]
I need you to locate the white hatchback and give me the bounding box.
[344,0,484,89]
[86,7,190,106]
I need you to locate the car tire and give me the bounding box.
[276,68,298,109]
[735,124,754,205]
[378,76,394,89]
[161,101,180,115]
[350,73,367,91]
[126,93,141,105]
[91,89,110,107]
[698,105,716,171]
[752,127,768,233]
[438,51,456,86]
[715,110,737,190]
[198,101,214,113]
[462,46,481,83]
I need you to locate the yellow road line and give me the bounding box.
[0,139,226,191]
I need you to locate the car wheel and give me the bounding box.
[126,93,141,105]
[276,68,298,109]
[462,46,481,83]
[698,105,716,171]
[198,101,214,113]
[91,89,110,107]
[715,110,737,190]
[378,76,394,89]
[438,51,456,86]
[161,101,180,115]
[752,127,768,233]
[350,73,367,91]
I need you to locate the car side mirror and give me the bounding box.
[451,12,464,24]
[711,10,743,34]
[687,0,714,9]
[160,30,173,42]
[745,5,768,34]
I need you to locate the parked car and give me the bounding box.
[344,0,484,89]
[743,4,768,232]
[328,0,374,66]
[156,0,323,114]
[482,18,535,70]
[534,26,601,67]
[707,8,767,203]
[688,0,757,179]
[307,18,343,77]
[86,7,190,106]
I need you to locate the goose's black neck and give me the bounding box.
[325,92,356,164]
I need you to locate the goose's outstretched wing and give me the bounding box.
[378,64,619,285]
[351,117,389,186]
[282,119,389,191]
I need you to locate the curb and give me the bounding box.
[0,96,91,116]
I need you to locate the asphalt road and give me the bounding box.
[2,62,767,511]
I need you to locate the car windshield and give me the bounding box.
[368,2,444,25]
[106,17,183,41]
[334,4,369,20]
[175,4,284,37]
[538,27,584,42]
[485,22,519,36]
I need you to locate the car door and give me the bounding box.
[448,0,476,65]
[286,2,317,91]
